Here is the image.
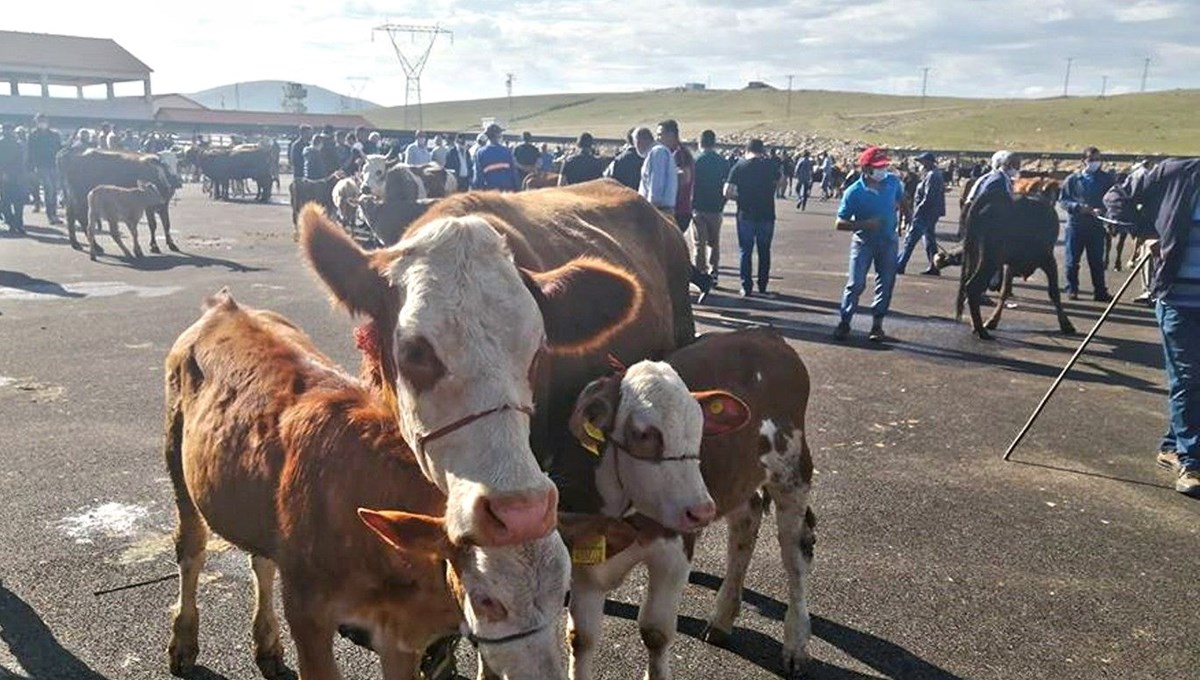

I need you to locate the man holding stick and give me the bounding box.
[1106,158,1200,499]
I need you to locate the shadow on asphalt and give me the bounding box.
[0,270,86,298]
[0,583,105,679]
[605,578,962,679]
[1007,459,1174,491]
[102,251,267,274]
[0,224,72,247]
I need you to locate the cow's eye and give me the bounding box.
[396,336,445,392]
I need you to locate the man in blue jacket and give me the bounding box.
[1105,157,1200,499]
[472,123,519,192]
[1059,147,1115,302]
[897,151,945,275]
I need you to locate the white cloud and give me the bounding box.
[5,0,1197,105]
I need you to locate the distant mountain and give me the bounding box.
[187,80,379,114]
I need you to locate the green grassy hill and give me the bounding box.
[364,88,1200,156]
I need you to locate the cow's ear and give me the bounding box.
[357,509,453,560]
[694,390,751,437]
[521,257,643,355]
[300,203,401,319]
[568,374,622,453]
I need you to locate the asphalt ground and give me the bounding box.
[0,182,1196,680]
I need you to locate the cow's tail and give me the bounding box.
[163,350,197,530]
[956,199,986,321]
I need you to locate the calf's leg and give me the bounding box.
[984,266,1016,330]
[250,555,289,679]
[639,538,691,680]
[281,583,342,680]
[1042,256,1076,335]
[108,218,133,257]
[126,218,144,258]
[568,568,609,680]
[703,496,764,646]
[768,482,815,676]
[168,509,208,676]
[86,216,102,260]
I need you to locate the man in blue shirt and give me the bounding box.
[1059,147,1115,302]
[1106,158,1200,498]
[897,151,945,276]
[472,123,520,192]
[833,146,905,342]
[793,150,813,211]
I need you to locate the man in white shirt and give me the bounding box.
[638,123,677,213]
[430,134,449,166]
[403,131,432,165]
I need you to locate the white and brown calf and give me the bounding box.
[564,328,816,679]
[164,291,570,680]
[85,181,165,260]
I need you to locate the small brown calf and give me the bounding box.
[164,290,569,680]
[86,181,164,260]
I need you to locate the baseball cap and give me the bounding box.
[485,122,503,136]
[914,151,937,164]
[858,146,890,168]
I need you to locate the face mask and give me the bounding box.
[37,122,48,130]
[1084,161,1100,173]
[1005,167,1020,179]
[869,168,890,181]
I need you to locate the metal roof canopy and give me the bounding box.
[0,30,151,86]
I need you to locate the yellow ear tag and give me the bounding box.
[709,400,725,415]
[583,421,606,442]
[571,535,606,565]
[581,438,601,457]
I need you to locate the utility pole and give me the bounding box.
[505,72,514,123]
[345,76,370,111]
[1063,57,1074,98]
[1140,57,1151,92]
[373,23,453,129]
[1100,75,1108,98]
[920,66,930,107]
[785,74,794,119]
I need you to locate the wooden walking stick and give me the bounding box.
[1003,247,1154,461]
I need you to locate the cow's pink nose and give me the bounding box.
[474,486,558,546]
[681,501,717,531]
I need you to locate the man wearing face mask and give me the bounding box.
[1059,147,1115,302]
[833,146,905,342]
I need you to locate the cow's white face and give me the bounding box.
[454,533,570,678]
[593,362,717,532]
[360,154,389,195]
[387,216,557,546]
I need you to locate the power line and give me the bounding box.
[505,72,514,122]
[785,74,794,119]
[920,66,930,107]
[372,23,453,129]
[1063,57,1074,98]
[1140,57,1151,93]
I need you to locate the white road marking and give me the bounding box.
[57,502,150,544]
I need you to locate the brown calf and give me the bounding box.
[164,291,569,679]
[564,328,816,679]
[86,182,164,261]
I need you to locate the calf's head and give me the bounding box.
[359,510,569,679]
[569,361,750,532]
[301,205,642,546]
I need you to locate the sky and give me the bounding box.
[7,0,1198,106]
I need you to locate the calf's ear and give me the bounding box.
[693,390,752,437]
[521,257,643,355]
[300,203,401,320]
[568,375,622,453]
[357,509,453,560]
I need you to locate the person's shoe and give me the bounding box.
[49,217,63,226]
[1157,451,1182,473]
[1176,469,1200,499]
[832,321,850,341]
[1067,291,1079,301]
[739,288,752,298]
[868,320,887,343]
[1133,291,1152,305]
[757,283,768,295]
[896,268,906,276]
[920,267,941,276]
[1094,292,1114,303]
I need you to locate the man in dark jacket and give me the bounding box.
[691,129,728,289]
[303,134,330,180]
[0,123,27,233]
[605,128,648,190]
[289,125,311,184]
[1105,158,1200,498]
[557,132,604,186]
[897,151,945,275]
[28,113,63,225]
[1059,146,1115,301]
[513,132,540,181]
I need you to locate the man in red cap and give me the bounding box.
[833,146,905,341]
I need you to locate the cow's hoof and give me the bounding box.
[254,649,294,680]
[89,252,97,262]
[150,242,161,254]
[781,646,813,678]
[134,250,144,259]
[167,241,180,253]
[1061,325,1078,336]
[975,330,994,341]
[168,641,198,677]
[701,624,732,648]
[70,241,81,251]
[983,319,999,330]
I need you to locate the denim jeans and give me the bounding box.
[840,230,899,323]
[34,167,58,219]
[736,216,775,293]
[1064,221,1108,295]
[897,216,939,272]
[1156,301,1200,472]
[795,179,811,210]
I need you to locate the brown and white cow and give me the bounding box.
[164,291,570,679]
[563,328,816,679]
[360,155,457,202]
[300,181,695,547]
